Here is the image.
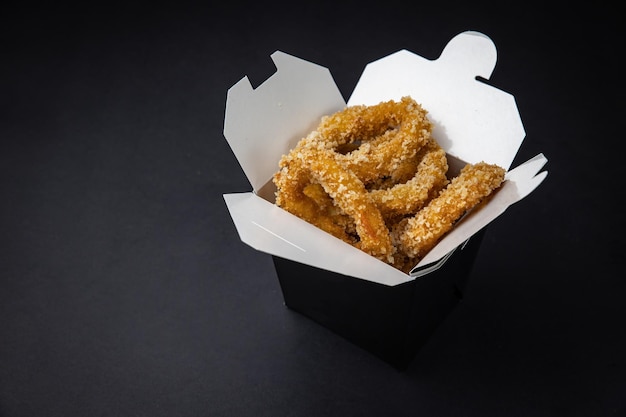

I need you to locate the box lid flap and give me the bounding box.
[223,51,345,193]
[348,31,525,170]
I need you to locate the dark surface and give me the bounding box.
[1,3,623,416]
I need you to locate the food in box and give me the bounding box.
[221,31,548,368]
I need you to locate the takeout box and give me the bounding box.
[222,31,548,369]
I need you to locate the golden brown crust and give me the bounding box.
[369,136,449,219]
[305,96,432,185]
[393,162,506,262]
[273,96,506,274]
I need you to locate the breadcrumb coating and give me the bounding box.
[273,96,506,274]
[394,162,505,261]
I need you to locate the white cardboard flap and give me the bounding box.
[223,152,547,285]
[223,51,346,193]
[223,192,407,286]
[348,31,524,170]
[222,31,548,286]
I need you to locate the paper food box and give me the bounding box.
[222,31,548,369]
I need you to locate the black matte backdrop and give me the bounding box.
[1,3,623,417]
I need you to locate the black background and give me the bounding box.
[1,3,623,416]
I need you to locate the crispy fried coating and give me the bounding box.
[274,148,355,244]
[369,137,449,219]
[273,96,506,274]
[306,147,394,263]
[274,141,394,263]
[305,96,432,185]
[393,162,506,262]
